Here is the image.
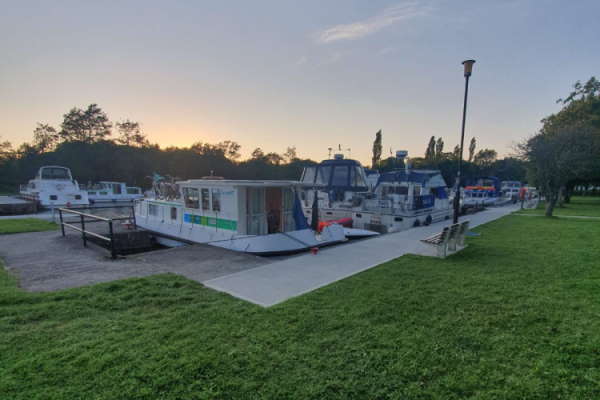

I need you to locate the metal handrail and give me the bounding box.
[58,205,136,259]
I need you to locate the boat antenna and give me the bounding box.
[346,148,351,159]
[327,147,332,159]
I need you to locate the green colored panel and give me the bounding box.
[217,219,237,231]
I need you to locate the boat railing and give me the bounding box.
[57,205,136,259]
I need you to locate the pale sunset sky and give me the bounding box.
[1,0,599,164]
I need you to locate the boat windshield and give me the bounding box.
[301,166,316,184]
[40,167,71,180]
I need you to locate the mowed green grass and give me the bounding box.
[0,218,57,234]
[1,205,600,398]
[519,196,600,217]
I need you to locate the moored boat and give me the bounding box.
[134,178,347,255]
[298,151,452,234]
[19,166,89,207]
[83,181,144,203]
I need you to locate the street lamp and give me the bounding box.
[453,59,475,224]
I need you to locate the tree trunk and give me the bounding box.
[557,186,565,208]
[545,192,558,217]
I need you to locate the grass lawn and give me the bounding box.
[1,204,600,398]
[518,195,600,217]
[0,218,57,235]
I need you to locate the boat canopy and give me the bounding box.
[376,169,447,188]
[300,159,368,192]
[37,166,73,180]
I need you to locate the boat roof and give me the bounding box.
[178,179,299,188]
[38,165,71,170]
[377,169,446,186]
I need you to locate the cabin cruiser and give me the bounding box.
[20,166,89,207]
[462,177,510,207]
[134,178,347,255]
[355,168,452,232]
[298,152,452,234]
[83,182,144,203]
[299,154,370,222]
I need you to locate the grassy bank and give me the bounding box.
[0,218,57,235]
[1,203,600,398]
[519,195,600,217]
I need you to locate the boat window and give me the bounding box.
[201,188,210,210]
[331,166,349,186]
[148,204,159,216]
[211,189,221,212]
[41,167,70,180]
[282,188,295,231]
[112,184,122,194]
[170,207,177,220]
[350,166,367,187]
[126,187,139,195]
[183,187,200,209]
[301,167,316,184]
[247,188,266,235]
[315,166,331,185]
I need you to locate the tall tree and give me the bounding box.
[473,148,498,169]
[32,123,59,152]
[283,146,297,163]
[217,140,241,160]
[0,137,13,161]
[371,130,382,169]
[60,104,112,143]
[116,120,148,147]
[435,137,444,160]
[425,136,436,162]
[452,145,461,160]
[251,148,265,160]
[468,137,477,162]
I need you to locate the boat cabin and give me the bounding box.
[136,180,304,240]
[84,181,143,202]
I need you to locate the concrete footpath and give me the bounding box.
[205,205,520,307]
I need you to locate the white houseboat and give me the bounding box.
[20,166,89,207]
[83,181,144,203]
[299,152,452,234]
[134,179,346,255]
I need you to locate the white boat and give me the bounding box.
[83,181,144,203]
[299,152,452,234]
[501,180,521,203]
[134,179,347,255]
[20,166,89,207]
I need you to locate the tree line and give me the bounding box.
[370,131,527,187]
[2,99,538,197]
[519,77,600,216]
[0,104,313,192]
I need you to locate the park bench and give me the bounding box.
[421,220,470,258]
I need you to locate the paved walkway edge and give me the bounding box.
[204,205,520,307]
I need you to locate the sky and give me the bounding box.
[1,0,599,165]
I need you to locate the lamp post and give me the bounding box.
[453,59,475,224]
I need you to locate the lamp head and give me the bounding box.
[462,59,475,77]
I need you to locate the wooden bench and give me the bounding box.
[421,226,451,258]
[421,220,470,258]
